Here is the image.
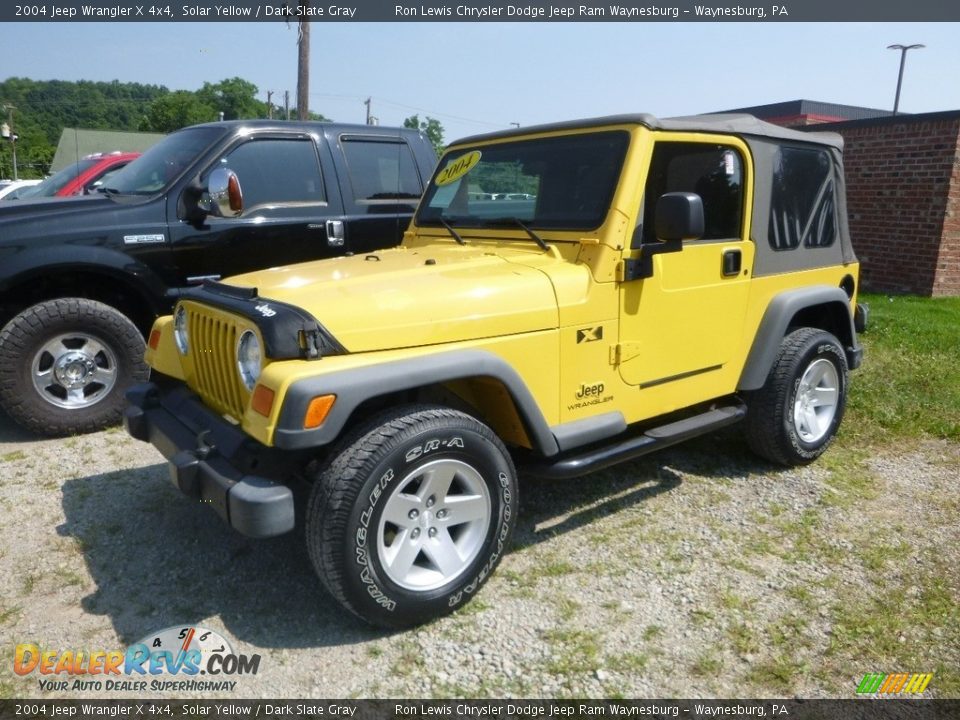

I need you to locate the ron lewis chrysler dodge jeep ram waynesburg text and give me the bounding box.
[126,114,866,628]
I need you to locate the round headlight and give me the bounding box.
[173,305,189,355]
[236,330,262,391]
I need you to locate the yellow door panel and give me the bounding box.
[617,135,755,405]
[618,241,754,389]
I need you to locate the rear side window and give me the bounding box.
[218,138,326,209]
[769,147,836,250]
[341,138,423,202]
[643,143,744,243]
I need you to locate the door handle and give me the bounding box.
[326,220,345,247]
[722,249,741,277]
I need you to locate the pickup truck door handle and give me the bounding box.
[326,220,345,247]
[722,249,742,277]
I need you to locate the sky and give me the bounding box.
[2,21,959,142]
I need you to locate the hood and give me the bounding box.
[0,194,114,227]
[224,245,559,353]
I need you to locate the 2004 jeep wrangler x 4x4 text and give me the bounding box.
[126,114,866,628]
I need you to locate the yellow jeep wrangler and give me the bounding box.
[126,114,865,628]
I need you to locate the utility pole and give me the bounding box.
[364,97,372,124]
[887,43,925,115]
[266,90,274,119]
[296,5,310,120]
[284,90,290,120]
[1,105,17,181]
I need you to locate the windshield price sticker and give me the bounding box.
[436,151,482,186]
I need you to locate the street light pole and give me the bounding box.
[887,43,925,115]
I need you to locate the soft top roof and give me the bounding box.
[452,113,843,151]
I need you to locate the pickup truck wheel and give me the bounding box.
[305,405,517,628]
[0,299,149,436]
[744,328,848,466]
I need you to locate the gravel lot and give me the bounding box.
[1,410,957,699]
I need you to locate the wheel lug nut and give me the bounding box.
[428,527,438,538]
[426,496,436,508]
[408,509,419,519]
[436,509,448,519]
[411,528,421,539]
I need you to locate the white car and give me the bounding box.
[0,179,42,200]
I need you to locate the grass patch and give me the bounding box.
[614,652,650,673]
[1,451,26,463]
[540,559,577,577]
[554,596,581,622]
[0,605,22,625]
[746,655,806,693]
[728,622,760,657]
[843,294,960,445]
[691,652,723,677]
[456,597,490,617]
[542,628,601,676]
[643,624,664,641]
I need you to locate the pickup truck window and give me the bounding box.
[106,126,225,195]
[341,138,423,203]
[769,146,836,251]
[418,131,629,231]
[642,142,744,243]
[217,138,326,210]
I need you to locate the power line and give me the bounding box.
[307,92,507,129]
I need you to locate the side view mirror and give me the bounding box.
[624,192,704,281]
[199,168,243,218]
[655,192,704,242]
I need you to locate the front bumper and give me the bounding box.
[124,382,296,538]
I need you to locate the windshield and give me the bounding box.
[103,126,225,195]
[417,130,629,231]
[25,158,99,198]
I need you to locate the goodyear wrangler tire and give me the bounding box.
[744,328,848,466]
[305,405,517,628]
[0,298,148,436]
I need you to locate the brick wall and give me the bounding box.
[812,113,960,296]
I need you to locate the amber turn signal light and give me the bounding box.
[148,329,161,350]
[304,394,336,429]
[251,384,275,417]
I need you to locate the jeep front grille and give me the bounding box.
[184,305,248,420]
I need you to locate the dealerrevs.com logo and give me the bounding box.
[14,625,261,693]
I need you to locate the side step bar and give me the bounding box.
[528,402,747,480]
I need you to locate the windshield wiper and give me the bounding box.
[438,217,466,245]
[488,217,549,251]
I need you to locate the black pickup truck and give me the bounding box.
[0,120,437,436]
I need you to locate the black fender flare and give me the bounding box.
[738,285,857,391]
[273,349,560,457]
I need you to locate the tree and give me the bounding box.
[403,115,445,155]
[1,76,169,175]
[140,92,217,133]
[196,77,265,120]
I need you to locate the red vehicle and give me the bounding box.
[17,152,140,199]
